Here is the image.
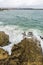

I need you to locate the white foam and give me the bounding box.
[26,29,43,52]
[0,25,24,55]
[0,26,43,55]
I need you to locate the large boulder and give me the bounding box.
[11,38,43,65]
[0,31,9,46]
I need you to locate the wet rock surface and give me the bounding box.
[0,31,9,46]
[0,38,43,65]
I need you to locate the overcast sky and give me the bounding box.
[0,0,43,8]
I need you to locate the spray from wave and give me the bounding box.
[0,25,43,55]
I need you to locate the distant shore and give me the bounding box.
[0,8,43,11]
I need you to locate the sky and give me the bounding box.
[0,0,43,8]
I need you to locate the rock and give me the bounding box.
[0,31,9,46]
[27,61,43,65]
[0,48,9,65]
[0,35,42,65]
[27,32,33,37]
[21,62,28,65]
[22,32,26,38]
[0,38,42,65]
[8,59,20,65]
[40,36,43,39]
[11,44,24,58]
[11,38,43,65]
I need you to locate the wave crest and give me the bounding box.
[0,25,43,55]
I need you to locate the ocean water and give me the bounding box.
[0,10,43,30]
[0,10,43,55]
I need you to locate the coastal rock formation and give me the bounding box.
[10,38,43,65]
[0,48,9,65]
[0,31,9,46]
[0,37,43,65]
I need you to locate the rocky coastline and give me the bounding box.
[0,31,43,65]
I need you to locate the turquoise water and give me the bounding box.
[0,10,43,30]
[0,10,43,54]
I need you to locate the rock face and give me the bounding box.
[0,31,9,46]
[0,48,9,65]
[10,38,43,65]
[0,38,43,65]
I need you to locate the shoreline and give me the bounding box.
[0,27,43,55]
[0,8,43,11]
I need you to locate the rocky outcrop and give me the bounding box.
[0,48,9,65]
[0,37,43,65]
[10,38,43,65]
[0,31,9,46]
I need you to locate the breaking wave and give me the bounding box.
[0,25,43,55]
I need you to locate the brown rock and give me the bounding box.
[0,31,9,46]
[0,48,9,65]
[11,44,24,58]
[11,38,43,65]
[8,59,20,65]
[27,61,43,65]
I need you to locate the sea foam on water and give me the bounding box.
[0,25,43,55]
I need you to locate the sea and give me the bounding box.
[0,10,43,55]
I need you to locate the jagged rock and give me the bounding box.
[0,31,9,46]
[40,36,43,39]
[0,48,9,65]
[11,44,24,58]
[8,45,24,65]
[27,32,33,37]
[1,38,42,65]
[11,38,43,65]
